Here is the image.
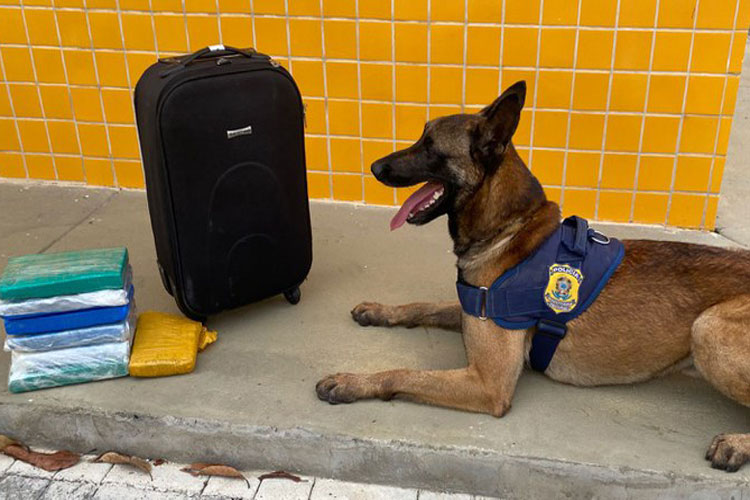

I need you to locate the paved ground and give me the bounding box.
[0,183,748,498]
[0,452,484,499]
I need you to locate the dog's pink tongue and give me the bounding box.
[390,182,443,231]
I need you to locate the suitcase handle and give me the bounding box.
[159,45,259,78]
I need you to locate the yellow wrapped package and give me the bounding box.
[129,311,217,377]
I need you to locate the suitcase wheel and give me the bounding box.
[284,286,301,305]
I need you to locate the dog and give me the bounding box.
[315,81,750,472]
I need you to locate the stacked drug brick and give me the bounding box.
[0,248,134,393]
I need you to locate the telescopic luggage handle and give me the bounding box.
[159,45,258,77]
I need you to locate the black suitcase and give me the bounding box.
[134,45,312,320]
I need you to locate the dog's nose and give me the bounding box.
[371,161,390,179]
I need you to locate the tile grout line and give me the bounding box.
[319,0,333,200]
[198,475,210,496]
[559,0,582,213]
[701,0,741,229]
[0,141,731,156]
[593,0,621,220]
[215,0,223,46]
[628,0,661,223]
[305,476,317,500]
[0,47,743,76]
[14,5,742,32]
[148,0,161,58]
[180,0,191,52]
[116,0,145,188]
[250,474,262,499]
[526,0,545,174]
[460,0,468,113]
[96,462,113,485]
[288,169,723,192]
[418,0,431,206]
[35,475,55,498]
[425,0,431,122]
[354,0,366,201]
[0,145,732,159]
[283,0,291,69]
[0,174,728,197]
[82,0,119,186]
[83,459,114,497]
[664,0,701,226]
[52,3,87,184]
[0,99,741,117]
[249,0,257,48]
[18,0,59,181]
[0,50,30,179]
[390,0,396,205]
[497,0,506,94]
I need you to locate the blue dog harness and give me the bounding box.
[456,216,625,372]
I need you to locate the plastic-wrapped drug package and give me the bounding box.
[129,311,216,377]
[0,247,129,301]
[5,312,136,352]
[2,287,135,335]
[8,341,131,393]
[0,266,133,317]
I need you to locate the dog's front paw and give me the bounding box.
[316,373,366,404]
[706,433,750,472]
[351,302,391,327]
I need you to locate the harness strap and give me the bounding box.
[529,319,567,372]
[456,281,486,318]
[457,283,551,318]
[558,216,588,265]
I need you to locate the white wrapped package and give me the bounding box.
[8,341,131,393]
[0,266,132,317]
[4,312,136,352]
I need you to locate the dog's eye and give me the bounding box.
[421,134,451,162]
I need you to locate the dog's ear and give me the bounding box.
[472,81,526,168]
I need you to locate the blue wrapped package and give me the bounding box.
[8,341,131,393]
[4,312,136,352]
[2,287,134,335]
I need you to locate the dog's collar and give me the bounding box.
[456,216,625,372]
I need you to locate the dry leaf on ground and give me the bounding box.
[3,444,80,471]
[258,470,303,482]
[181,463,250,488]
[94,451,152,478]
[0,435,16,452]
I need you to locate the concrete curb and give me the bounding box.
[1,402,747,499]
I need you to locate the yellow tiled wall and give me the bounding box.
[0,0,748,229]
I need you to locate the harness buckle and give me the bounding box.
[589,230,610,245]
[478,286,488,320]
[536,319,567,340]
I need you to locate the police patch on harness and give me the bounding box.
[544,264,584,314]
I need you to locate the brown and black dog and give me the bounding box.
[315,81,750,472]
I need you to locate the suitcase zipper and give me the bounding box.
[160,52,272,78]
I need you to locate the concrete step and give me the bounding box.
[0,183,747,499]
